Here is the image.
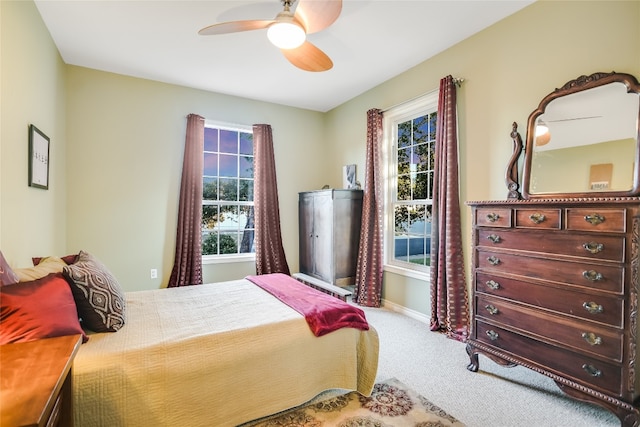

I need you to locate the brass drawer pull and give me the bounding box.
[486,330,499,341]
[486,280,500,290]
[528,213,546,224]
[486,212,500,222]
[582,270,603,282]
[582,242,604,254]
[487,256,501,266]
[584,213,605,225]
[581,332,603,346]
[582,364,602,377]
[583,301,604,314]
[487,234,501,243]
[485,305,499,315]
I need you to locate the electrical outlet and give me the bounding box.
[150,268,158,279]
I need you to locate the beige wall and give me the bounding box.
[2,1,639,315]
[1,0,68,266]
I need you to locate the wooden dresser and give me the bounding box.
[466,198,640,426]
[1,334,82,427]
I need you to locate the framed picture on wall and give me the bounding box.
[28,124,50,190]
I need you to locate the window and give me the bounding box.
[202,122,255,260]
[383,92,438,277]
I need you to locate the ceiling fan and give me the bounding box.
[198,0,342,72]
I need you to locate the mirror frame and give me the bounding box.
[522,71,640,199]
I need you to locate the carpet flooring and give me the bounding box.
[241,378,465,427]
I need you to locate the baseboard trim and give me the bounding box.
[380,299,430,325]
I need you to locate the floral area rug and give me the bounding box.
[239,378,465,426]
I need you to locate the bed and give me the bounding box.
[72,274,379,426]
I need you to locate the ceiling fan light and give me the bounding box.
[267,22,305,49]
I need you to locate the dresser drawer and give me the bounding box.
[474,321,622,396]
[477,229,625,262]
[566,208,626,233]
[475,272,624,328]
[475,294,623,362]
[477,249,625,293]
[475,207,512,227]
[515,208,561,229]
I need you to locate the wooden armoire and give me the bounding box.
[298,189,363,288]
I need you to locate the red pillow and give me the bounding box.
[32,253,78,266]
[0,273,88,344]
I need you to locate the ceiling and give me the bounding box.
[34,0,534,112]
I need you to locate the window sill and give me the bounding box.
[384,263,430,281]
[202,254,256,265]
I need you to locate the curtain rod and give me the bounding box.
[381,76,465,113]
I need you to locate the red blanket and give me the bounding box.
[245,273,369,337]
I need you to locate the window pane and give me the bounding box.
[413,115,430,144]
[239,179,253,201]
[219,178,237,201]
[239,156,253,178]
[397,175,411,200]
[394,205,409,234]
[204,127,218,152]
[203,152,218,177]
[415,172,428,200]
[397,147,410,174]
[220,130,238,153]
[239,205,255,253]
[202,204,219,230]
[239,132,253,155]
[219,154,238,177]
[398,121,411,148]
[202,231,219,255]
[220,205,238,227]
[203,177,217,200]
[429,113,437,140]
[415,143,429,172]
[219,232,238,254]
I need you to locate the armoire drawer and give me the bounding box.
[477,249,625,293]
[475,294,623,362]
[474,321,622,397]
[477,229,625,262]
[566,208,627,233]
[475,207,512,228]
[475,272,624,328]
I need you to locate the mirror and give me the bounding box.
[522,72,640,199]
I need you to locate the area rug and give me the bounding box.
[239,378,465,426]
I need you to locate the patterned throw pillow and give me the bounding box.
[63,250,126,332]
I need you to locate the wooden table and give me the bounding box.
[1,334,82,427]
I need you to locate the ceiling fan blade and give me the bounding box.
[198,20,274,36]
[294,0,342,34]
[281,41,333,72]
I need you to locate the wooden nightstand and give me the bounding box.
[1,334,82,427]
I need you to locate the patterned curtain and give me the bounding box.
[354,109,384,307]
[429,76,469,341]
[168,114,204,287]
[253,124,291,275]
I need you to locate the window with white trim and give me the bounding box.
[384,92,437,276]
[202,122,255,259]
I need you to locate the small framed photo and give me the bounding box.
[28,124,50,190]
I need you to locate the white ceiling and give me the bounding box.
[34,0,534,112]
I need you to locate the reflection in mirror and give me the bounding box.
[523,72,640,198]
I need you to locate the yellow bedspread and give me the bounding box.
[73,279,379,426]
